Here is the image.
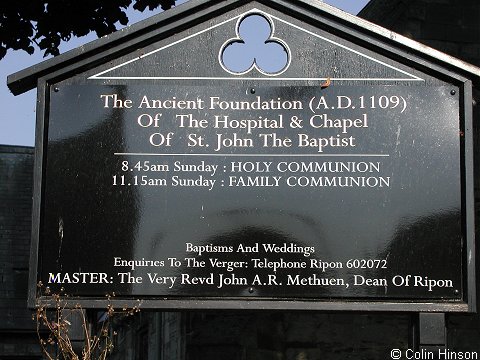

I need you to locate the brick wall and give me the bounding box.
[0,145,42,358]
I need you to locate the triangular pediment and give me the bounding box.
[88,7,423,83]
[9,0,480,95]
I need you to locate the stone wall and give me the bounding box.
[359,0,480,67]
[184,312,411,360]
[360,0,480,355]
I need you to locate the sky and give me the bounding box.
[0,0,370,147]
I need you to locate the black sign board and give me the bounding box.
[22,2,475,311]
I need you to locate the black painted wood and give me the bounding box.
[15,0,477,311]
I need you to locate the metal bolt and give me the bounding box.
[454,289,460,295]
[450,89,456,95]
[248,287,254,293]
[54,87,59,92]
[250,88,256,94]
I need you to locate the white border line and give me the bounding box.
[270,12,423,82]
[92,76,422,81]
[114,153,390,157]
[89,8,424,82]
[89,15,239,79]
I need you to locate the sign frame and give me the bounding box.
[10,0,475,312]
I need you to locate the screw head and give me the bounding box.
[54,87,59,92]
[450,89,456,95]
[250,88,256,94]
[248,287,254,293]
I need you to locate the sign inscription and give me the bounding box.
[41,84,463,301]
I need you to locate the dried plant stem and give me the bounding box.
[34,284,141,360]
